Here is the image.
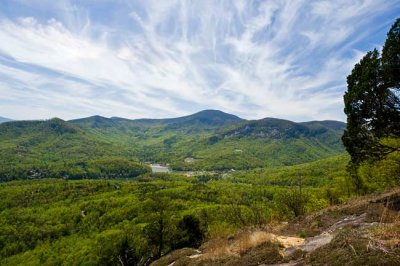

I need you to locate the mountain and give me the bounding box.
[0,118,78,141]
[222,118,313,139]
[222,118,347,138]
[0,118,134,165]
[81,110,241,131]
[300,120,347,131]
[0,116,12,124]
[69,115,120,129]
[174,117,345,170]
[0,110,347,175]
[134,109,243,128]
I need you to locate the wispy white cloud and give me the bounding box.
[0,0,399,121]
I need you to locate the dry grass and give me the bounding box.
[152,189,400,266]
[200,237,235,260]
[366,194,400,253]
[193,230,284,266]
[231,231,275,255]
[305,201,400,265]
[150,248,198,266]
[198,229,277,261]
[280,187,400,237]
[369,213,400,253]
[198,226,307,262]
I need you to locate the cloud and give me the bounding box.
[0,0,399,121]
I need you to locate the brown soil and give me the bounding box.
[152,188,400,266]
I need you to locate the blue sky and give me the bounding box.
[0,0,399,121]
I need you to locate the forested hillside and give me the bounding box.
[0,110,345,180]
[0,155,351,265]
[0,7,398,266]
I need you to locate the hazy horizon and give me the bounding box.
[0,108,350,123]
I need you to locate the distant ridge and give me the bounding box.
[69,110,345,126]
[300,120,346,131]
[69,110,244,132]
[87,109,243,125]
[4,111,346,129]
[220,117,346,140]
[133,109,243,125]
[0,109,346,171]
[0,116,12,124]
[66,110,346,135]
[69,115,116,128]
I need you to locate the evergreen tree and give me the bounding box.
[343,18,400,166]
[343,18,400,192]
[382,18,400,90]
[172,215,204,249]
[381,18,400,137]
[343,50,384,163]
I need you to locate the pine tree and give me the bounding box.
[343,18,400,192]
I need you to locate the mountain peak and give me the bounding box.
[192,109,235,115]
[160,109,243,131]
[69,115,115,128]
[128,110,244,133]
[45,118,78,134]
[187,109,242,121]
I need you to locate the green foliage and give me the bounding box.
[0,154,352,265]
[357,141,400,192]
[343,18,400,164]
[172,215,205,249]
[343,49,384,164]
[382,18,400,90]
[324,188,341,205]
[1,18,399,265]
[0,111,345,177]
[276,188,309,217]
[0,111,371,264]
[342,17,400,193]
[0,157,150,181]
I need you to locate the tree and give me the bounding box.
[172,215,205,249]
[95,230,130,265]
[381,18,400,139]
[342,18,400,192]
[343,20,400,164]
[343,50,385,163]
[277,188,309,217]
[143,196,174,259]
[382,18,400,91]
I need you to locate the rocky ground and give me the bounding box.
[151,188,400,266]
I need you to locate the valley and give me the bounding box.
[0,5,399,265]
[0,110,345,180]
[0,109,397,266]
[0,154,350,265]
[0,110,353,265]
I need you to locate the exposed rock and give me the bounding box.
[151,189,400,266]
[326,213,367,232]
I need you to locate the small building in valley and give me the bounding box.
[150,164,171,173]
[184,157,196,163]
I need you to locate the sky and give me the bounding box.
[0,0,399,122]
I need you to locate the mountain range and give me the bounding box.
[0,110,346,172]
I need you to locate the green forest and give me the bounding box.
[1,155,350,265]
[0,15,399,266]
